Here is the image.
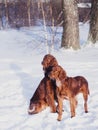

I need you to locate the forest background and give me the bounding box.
[0,0,91,29]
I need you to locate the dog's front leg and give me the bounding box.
[46,94,56,113]
[56,88,63,121]
[57,96,63,121]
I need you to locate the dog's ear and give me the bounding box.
[59,67,67,81]
[49,57,58,67]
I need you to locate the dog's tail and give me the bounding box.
[88,87,90,95]
[87,81,90,95]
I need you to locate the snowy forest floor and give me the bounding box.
[0,23,98,130]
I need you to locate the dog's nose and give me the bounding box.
[28,111,31,115]
[28,109,33,115]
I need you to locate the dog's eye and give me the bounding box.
[54,71,58,75]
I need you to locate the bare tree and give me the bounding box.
[27,0,31,26]
[40,0,49,53]
[61,0,80,50]
[4,0,9,28]
[88,0,98,44]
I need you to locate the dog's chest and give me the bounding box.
[60,87,70,100]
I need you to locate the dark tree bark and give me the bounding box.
[27,0,31,26]
[88,0,98,44]
[4,0,9,28]
[61,0,80,50]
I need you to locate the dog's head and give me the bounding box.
[28,99,47,114]
[28,99,38,114]
[48,65,67,87]
[41,54,58,73]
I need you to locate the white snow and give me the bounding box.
[78,3,91,8]
[0,23,98,130]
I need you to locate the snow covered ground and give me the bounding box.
[0,23,98,130]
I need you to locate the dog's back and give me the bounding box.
[74,76,90,95]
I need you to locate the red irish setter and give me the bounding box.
[28,54,58,114]
[49,65,90,121]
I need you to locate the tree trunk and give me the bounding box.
[88,0,98,44]
[4,0,9,28]
[27,0,31,26]
[61,0,80,50]
[40,0,49,54]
